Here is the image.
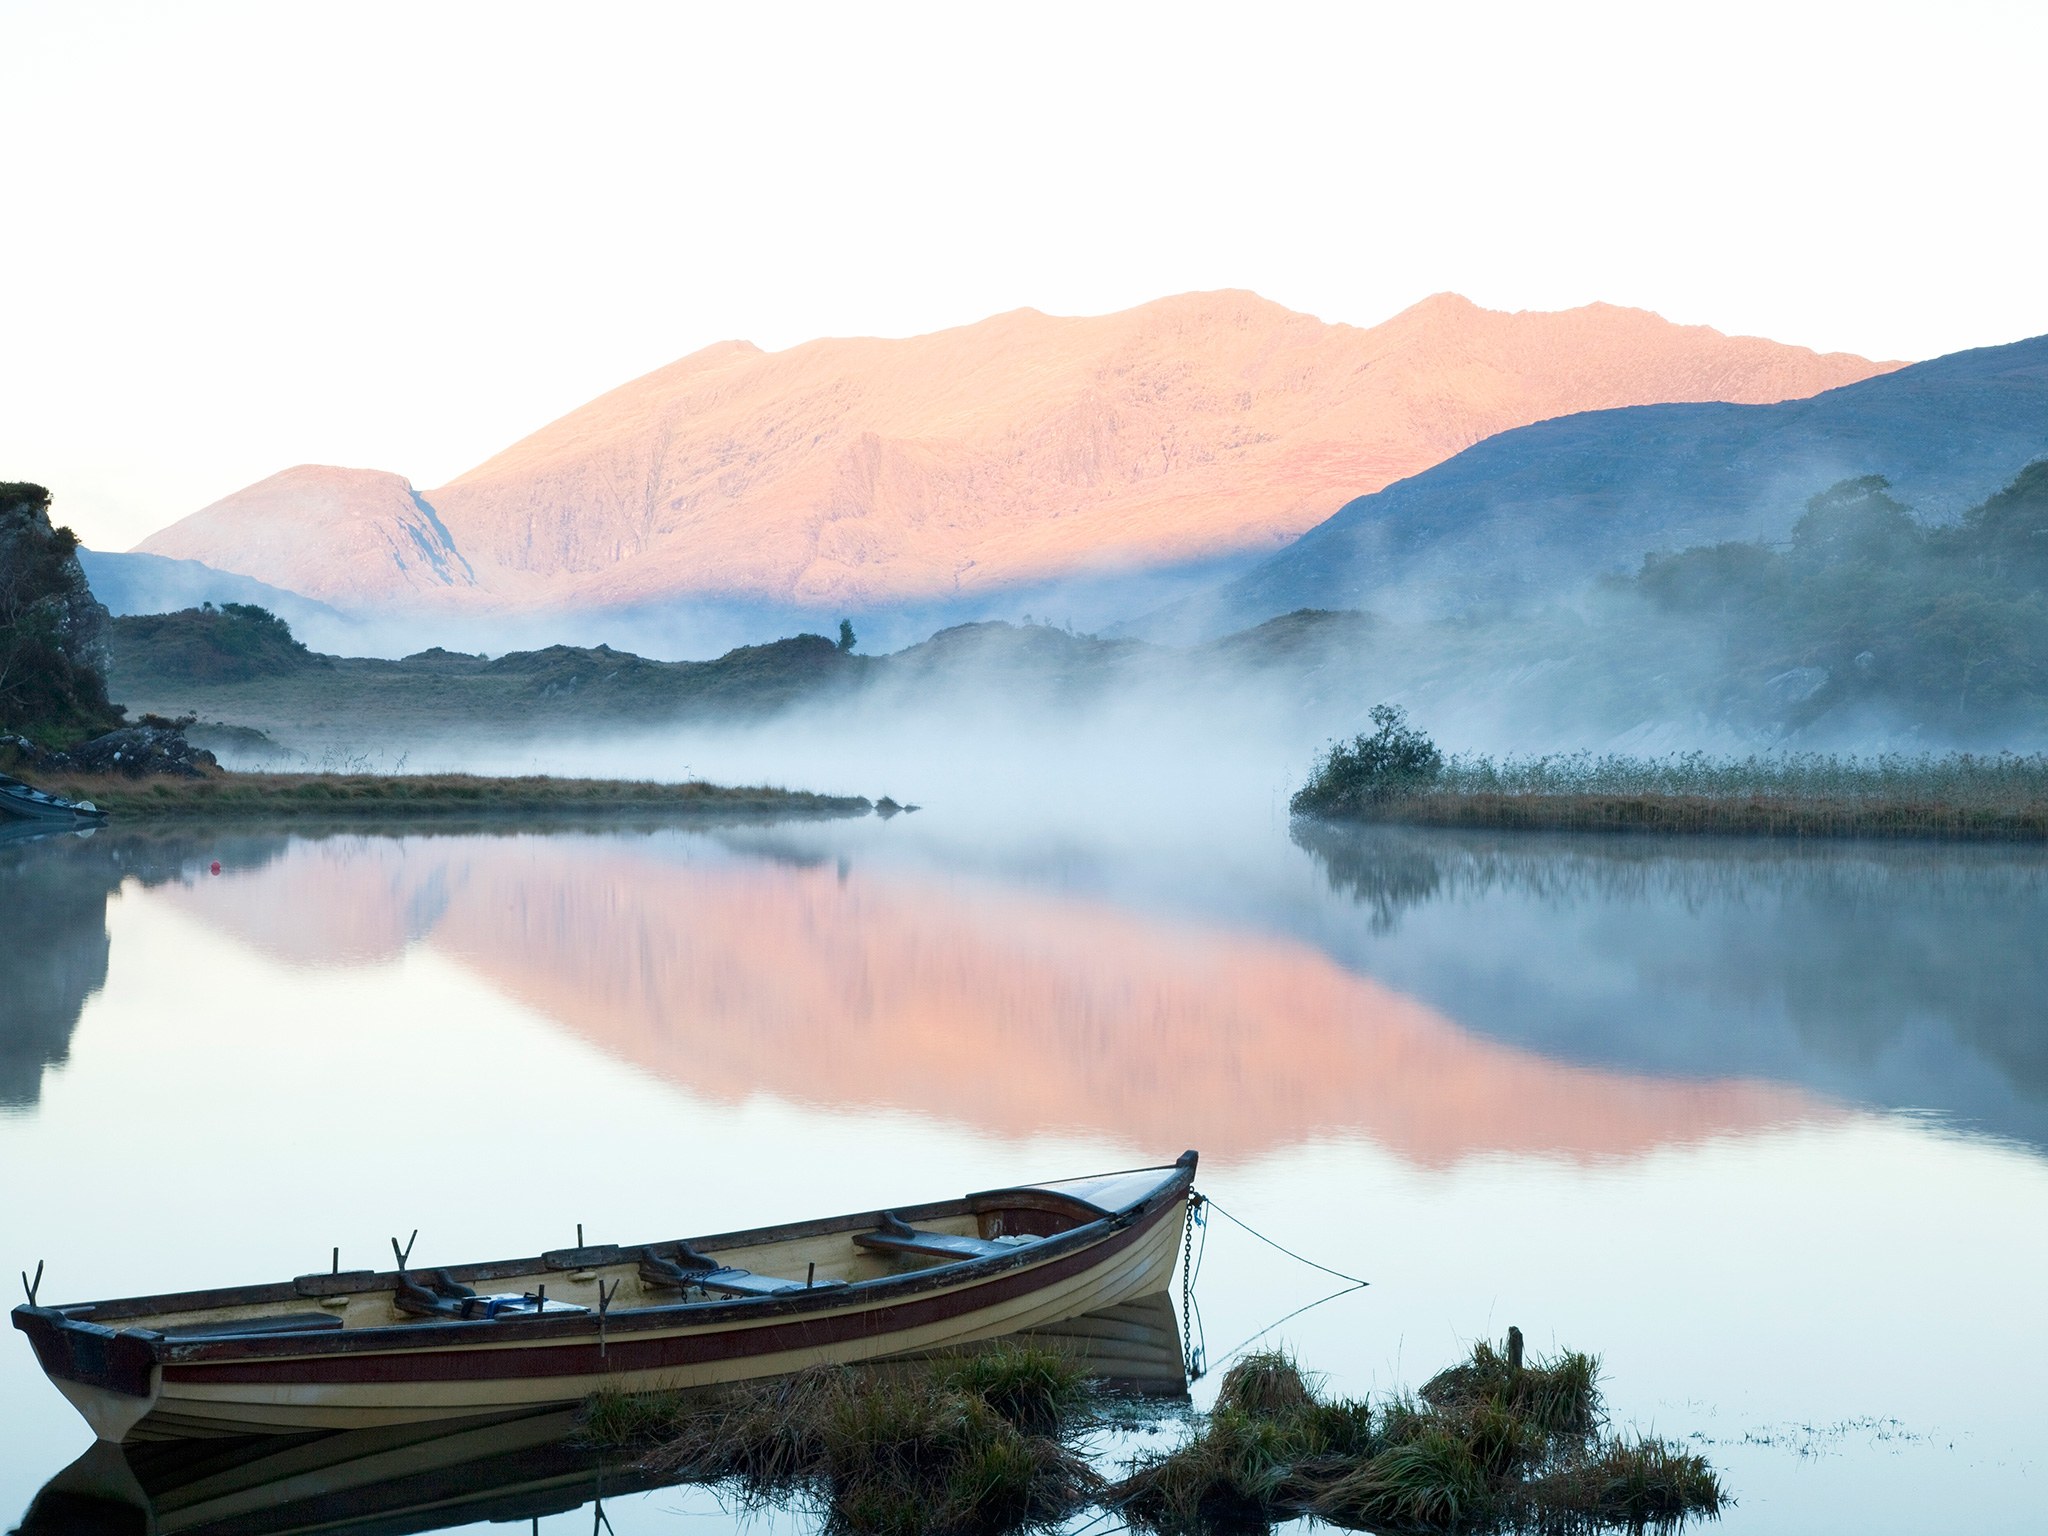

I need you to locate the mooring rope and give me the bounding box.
[1200,1197,1371,1288]
[1180,1192,1370,1381]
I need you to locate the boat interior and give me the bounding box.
[45,1167,1184,1342]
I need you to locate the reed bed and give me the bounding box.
[1299,748,2048,841]
[583,1344,1102,1536]
[586,1335,1723,1536]
[1113,1340,1722,1535]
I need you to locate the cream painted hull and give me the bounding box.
[126,1200,1185,1440]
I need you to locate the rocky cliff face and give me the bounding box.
[136,292,1895,612]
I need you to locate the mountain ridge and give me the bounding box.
[1176,331,2048,633]
[136,290,1897,614]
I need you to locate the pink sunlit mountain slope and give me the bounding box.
[138,292,1897,612]
[139,465,475,606]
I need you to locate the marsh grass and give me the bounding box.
[585,1344,1101,1536]
[15,769,870,821]
[1114,1338,1721,1536]
[1299,748,2048,841]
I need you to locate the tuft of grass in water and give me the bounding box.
[1422,1340,1601,1440]
[1530,1436,1725,1530]
[1310,1424,1494,1531]
[1114,1333,1723,1536]
[582,1386,693,1449]
[585,1347,1100,1536]
[1214,1348,1322,1421]
[937,1341,1093,1438]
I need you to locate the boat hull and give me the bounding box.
[17,1157,1195,1441]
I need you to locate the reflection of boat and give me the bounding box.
[0,773,104,824]
[14,1155,1195,1443]
[15,1407,622,1536]
[14,1295,1186,1536]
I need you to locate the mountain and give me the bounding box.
[138,465,474,606]
[78,548,347,631]
[135,292,1892,615]
[1184,333,2048,632]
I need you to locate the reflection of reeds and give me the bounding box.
[1117,1340,1723,1535]
[1308,751,2048,841]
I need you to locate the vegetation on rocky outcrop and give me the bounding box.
[110,601,324,683]
[0,483,123,745]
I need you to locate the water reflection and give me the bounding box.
[14,1297,1184,1536]
[6,820,2048,1534]
[129,829,1825,1167]
[0,830,159,1109]
[1292,822,2048,1148]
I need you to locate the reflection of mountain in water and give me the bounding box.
[156,831,1824,1167]
[1293,822,2048,1148]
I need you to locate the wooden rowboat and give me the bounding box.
[13,1153,1197,1443]
[0,772,105,824]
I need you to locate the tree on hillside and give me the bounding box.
[838,618,857,653]
[0,482,123,744]
[1624,469,2048,732]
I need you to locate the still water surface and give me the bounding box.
[3,812,2044,1533]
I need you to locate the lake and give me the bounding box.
[4,808,2044,1534]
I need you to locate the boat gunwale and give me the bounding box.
[12,1157,1197,1370]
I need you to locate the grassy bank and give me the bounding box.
[31,770,871,821]
[1295,736,2048,842]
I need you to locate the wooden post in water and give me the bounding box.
[1507,1325,1524,1372]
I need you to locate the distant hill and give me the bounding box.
[132,291,1891,614]
[1180,333,2048,633]
[110,603,327,684]
[79,547,347,631]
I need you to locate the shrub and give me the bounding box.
[1292,704,1444,814]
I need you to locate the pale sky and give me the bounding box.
[4,0,2044,552]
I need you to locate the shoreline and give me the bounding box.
[1298,791,2048,842]
[27,771,874,822]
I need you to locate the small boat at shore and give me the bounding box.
[0,771,105,824]
[14,1153,1197,1443]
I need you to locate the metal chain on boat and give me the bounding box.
[1180,1191,1208,1382]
